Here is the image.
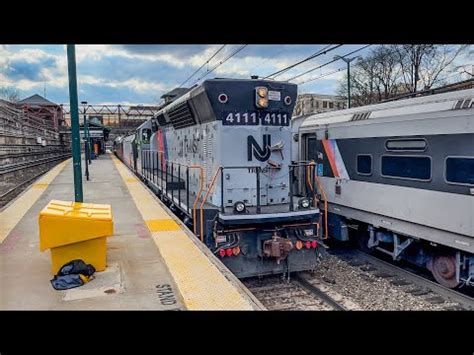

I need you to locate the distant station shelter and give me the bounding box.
[79,119,111,157]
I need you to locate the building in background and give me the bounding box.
[293,93,346,117]
[18,94,66,131]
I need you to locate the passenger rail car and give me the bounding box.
[115,78,323,278]
[297,89,474,288]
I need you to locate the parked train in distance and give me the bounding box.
[114,78,325,278]
[295,88,474,288]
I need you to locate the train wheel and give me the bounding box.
[430,254,459,289]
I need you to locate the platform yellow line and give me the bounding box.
[111,154,256,310]
[0,159,71,244]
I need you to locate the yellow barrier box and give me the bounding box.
[50,237,107,273]
[39,200,113,273]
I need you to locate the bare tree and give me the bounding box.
[337,45,403,106]
[337,44,470,106]
[0,87,21,102]
[393,45,468,92]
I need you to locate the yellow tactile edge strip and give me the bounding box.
[111,154,258,310]
[0,158,71,244]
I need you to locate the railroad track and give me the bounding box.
[0,155,70,207]
[244,245,474,311]
[0,151,66,160]
[292,274,347,310]
[244,273,348,311]
[327,247,474,310]
[0,170,47,203]
[0,154,70,175]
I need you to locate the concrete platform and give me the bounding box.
[0,154,263,310]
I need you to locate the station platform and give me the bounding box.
[0,153,263,310]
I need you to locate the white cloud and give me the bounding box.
[78,75,168,93]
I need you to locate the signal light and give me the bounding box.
[295,240,303,250]
[311,240,317,248]
[305,241,311,249]
[226,248,233,257]
[219,249,226,257]
[232,246,241,256]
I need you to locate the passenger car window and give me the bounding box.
[357,155,372,175]
[382,156,431,180]
[446,157,474,185]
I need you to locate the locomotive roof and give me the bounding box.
[300,88,474,129]
[154,77,296,119]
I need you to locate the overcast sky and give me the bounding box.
[0,44,471,105]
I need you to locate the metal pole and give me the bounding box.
[347,61,351,109]
[86,115,91,164]
[256,169,261,214]
[220,168,224,213]
[67,45,83,202]
[84,141,89,180]
[289,166,294,212]
[84,110,89,181]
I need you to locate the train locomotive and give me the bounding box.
[296,88,474,288]
[114,78,323,278]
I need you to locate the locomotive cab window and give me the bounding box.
[356,155,372,175]
[141,128,152,144]
[381,156,431,181]
[445,157,474,185]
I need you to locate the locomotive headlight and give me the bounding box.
[298,198,310,209]
[255,87,269,108]
[257,97,269,108]
[257,87,268,98]
[234,201,246,214]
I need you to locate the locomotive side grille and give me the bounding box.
[351,111,371,121]
[168,101,196,129]
[461,99,472,109]
[453,98,473,110]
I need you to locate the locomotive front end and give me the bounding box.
[202,79,321,277]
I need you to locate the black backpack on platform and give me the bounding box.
[50,259,96,290]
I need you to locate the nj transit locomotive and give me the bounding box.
[296,88,474,288]
[114,78,323,278]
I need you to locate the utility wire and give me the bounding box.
[178,45,226,88]
[297,67,346,85]
[287,44,372,82]
[192,45,248,85]
[248,45,290,73]
[264,44,342,79]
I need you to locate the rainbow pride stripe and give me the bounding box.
[321,139,349,179]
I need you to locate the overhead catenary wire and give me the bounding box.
[264,44,342,79]
[191,45,248,85]
[296,67,346,85]
[178,45,226,88]
[248,45,291,73]
[286,44,372,82]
